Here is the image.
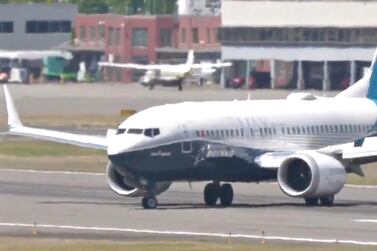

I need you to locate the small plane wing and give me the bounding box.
[3,85,108,150]
[98,62,173,71]
[191,62,232,69]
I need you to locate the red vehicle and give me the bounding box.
[230,76,255,89]
[0,72,8,83]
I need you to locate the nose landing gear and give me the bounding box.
[142,195,158,209]
[204,182,234,207]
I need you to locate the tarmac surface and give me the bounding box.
[0,83,376,246]
[0,169,377,245]
[0,83,338,118]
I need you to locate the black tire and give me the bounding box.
[320,195,334,207]
[148,84,155,90]
[204,183,219,206]
[219,183,233,206]
[142,196,158,209]
[305,197,319,207]
[178,83,183,91]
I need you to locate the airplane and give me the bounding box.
[98,50,232,91]
[4,50,377,209]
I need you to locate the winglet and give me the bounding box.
[3,85,23,128]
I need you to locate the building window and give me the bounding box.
[98,25,105,40]
[79,26,86,40]
[132,28,148,47]
[160,28,172,47]
[213,28,218,43]
[0,22,13,33]
[115,28,121,46]
[90,26,96,40]
[108,27,114,46]
[192,27,199,44]
[207,28,211,43]
[181,28,186,43]
[26,20,71,33]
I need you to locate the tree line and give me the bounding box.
[0,0,177,15]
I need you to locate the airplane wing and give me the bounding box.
[191,62,232,69]
[3,85,108,150]
[320,137,377,162]
[253,136,377,169]
[98,62,172,71]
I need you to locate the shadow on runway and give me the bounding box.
[36,200,377,210]
[140,200,377,210]
[37,201,140,207]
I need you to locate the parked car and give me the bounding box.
[230,76,255,89]
[0,72,8,83]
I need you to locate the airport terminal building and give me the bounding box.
[220,0,377,90]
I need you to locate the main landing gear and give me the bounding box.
[204,182,234,207]
[305,195,334,207]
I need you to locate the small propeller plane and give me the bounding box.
[99,50,232,91]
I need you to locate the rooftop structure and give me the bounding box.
[219,0,377,90]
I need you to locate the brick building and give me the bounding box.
[75,14,220,82]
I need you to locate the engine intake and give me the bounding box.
[106,162,171,197]
[278,151,346,198]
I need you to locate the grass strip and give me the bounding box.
[0,238,375,251]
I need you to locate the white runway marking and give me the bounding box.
[353,219,377,223]
[345,184,377,189]
[0,222,377,246]
[0,169,104,176]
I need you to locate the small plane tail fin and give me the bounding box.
[186,50,194,67]
[336,48,377,99]
[3,85,23,128]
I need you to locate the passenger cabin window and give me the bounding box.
[128,128,143,134]
[116,128,127,135]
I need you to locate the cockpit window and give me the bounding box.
[144,128,160,137]
[127,128,143,134]
[152,128,160,136]
[116,128,126,135]
[144,128,153,137]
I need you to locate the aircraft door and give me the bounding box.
[181,124,192,153]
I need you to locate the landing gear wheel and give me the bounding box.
[204,183,219,206]
[219,183,233,206]
[305,197,319,206]
[142,196,158,209]
[178,83,183,91]
[148,84,155,90]
[320,195,334,207]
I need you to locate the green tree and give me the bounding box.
[72,0,109,14]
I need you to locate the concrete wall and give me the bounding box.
[222,0,377,28]
[0,4,77,50]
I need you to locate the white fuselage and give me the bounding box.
[108,97,377,156]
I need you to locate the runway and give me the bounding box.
[1,169,377,245]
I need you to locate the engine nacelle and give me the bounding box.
[277,151,346,198]
[106,162,171,197]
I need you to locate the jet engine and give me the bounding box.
[277,151,346,198]
[106,162,171,197]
